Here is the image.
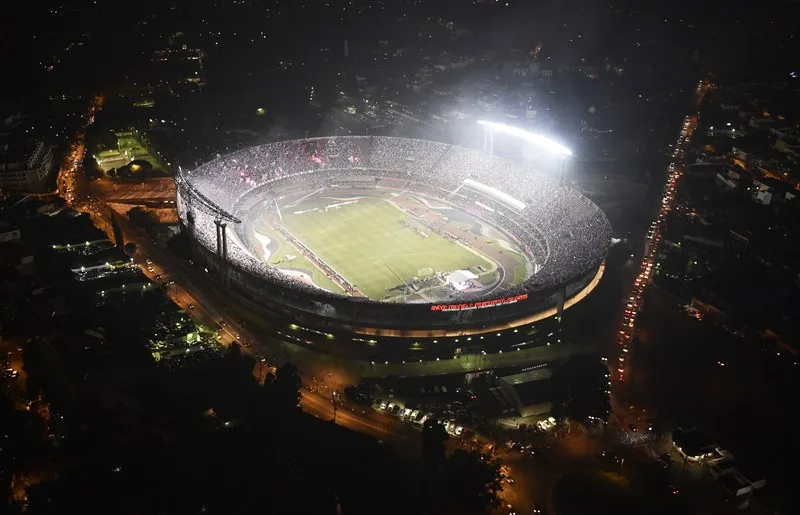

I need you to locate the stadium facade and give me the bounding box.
[176,136,611,359]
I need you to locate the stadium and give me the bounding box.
[176,136,611,356]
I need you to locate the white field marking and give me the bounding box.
[252,230,273,260]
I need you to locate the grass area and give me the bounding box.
[510,263,528,287]
[279,197,495,300]
[252,220,345,294]
[477,274,497,286]
[96,134,166,175]
[483,238,529,286]
[488,239,526,263]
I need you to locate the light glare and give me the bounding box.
[478,120,572,157]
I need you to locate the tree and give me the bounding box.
[551,353,611,424]
[0,396,46,510]
[421,419,448,472]
[83,155,103,180]
[123,242,137,257]
[270,362,302,413]
[440,450,503,514]
[166,231,191,260]
[553,469,636,515]
[128,207,156,230]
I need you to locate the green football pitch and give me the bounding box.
[278,197,495,300]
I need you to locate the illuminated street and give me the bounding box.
[614,80,713,384]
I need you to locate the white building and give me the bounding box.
[0,140,55,193]
[446,269,478,291]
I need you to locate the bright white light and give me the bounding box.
[463,178,526,211]
[478,120,572,157]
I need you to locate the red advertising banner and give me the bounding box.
[430,293,529,312]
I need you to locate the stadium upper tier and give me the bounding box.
[177,136,612,302]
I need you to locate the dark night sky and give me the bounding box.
[2,0,799,96]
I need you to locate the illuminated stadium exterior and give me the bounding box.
[176,136,611,350]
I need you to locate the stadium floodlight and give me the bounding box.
[477,120,572,157]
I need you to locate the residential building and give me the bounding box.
[0,221,21,243]
[0,140,55,193]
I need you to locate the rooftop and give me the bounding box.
[711,459,737,473]
[672,428,716,457]
[0,137,39,165]
[719,473,749,494]
[500,368,553,384]
[0,220,19,231]
[500,368,553,407]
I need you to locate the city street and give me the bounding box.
[612,79,711,387]
[498,431,604,514]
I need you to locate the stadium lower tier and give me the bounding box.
[186,230,604,360]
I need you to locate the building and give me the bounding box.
[497,367,553,417]
[0,240,34,271]
[0,140,55,193]
[719,474,753,498]
[672,428,717,462]
[446,270,479,291]
[714,459,767,499]
[0,221,21,243]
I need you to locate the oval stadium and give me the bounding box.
[176,136,611,349]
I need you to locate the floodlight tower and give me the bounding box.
[477,120,572,185]
[214,219,229,285]
[477,120,573,325]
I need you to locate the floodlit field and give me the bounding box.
[278,197,495,300]
[95,133,166,174]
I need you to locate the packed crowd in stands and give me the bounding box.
[178,136,612,302]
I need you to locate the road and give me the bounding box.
[596,79,744,513]
[56,98,415,448]
[613,79,711,386]
[496,79,715,515]
[497,431,605,514]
